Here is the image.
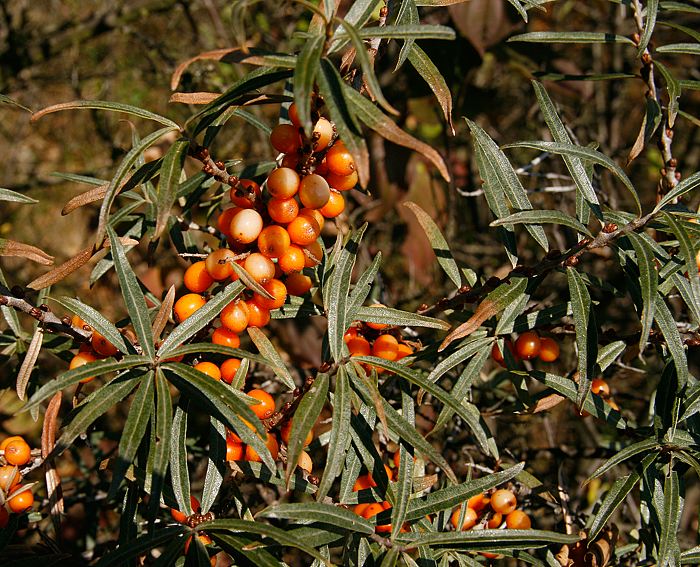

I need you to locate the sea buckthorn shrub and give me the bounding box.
[1,1,699,565]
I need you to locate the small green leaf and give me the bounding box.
[655,170,700,211]
[0,188,37,204]
[654,294,689,388]
[356,304,450,330]
[637,0,659,56]
[596,340,626,372]
[155,138,189,239]
[655,60,680,128]
[258,502,374,534]
[567,268,597,409]
[247,327,295,390]
[32,100,180,129]
[656,42,700,55]
[491,210,592,236]
[586,438,659,482]
[628,234,658,352]
[397,528,579,548]
[150,369,173,517]
[662,213,700,325]
[201,418,227,514]
[509,31,635,45]
[427,336,493,384]
[406,44,454,133]
[95,526,188,567]
[294,33,325,132]
[334,24,456,41]
[53,297,132,354]
[170,403,192,515]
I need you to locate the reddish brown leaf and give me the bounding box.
[531,393,566,414]
[61,183,109,215]
[152,285,175,339]
[42,392,64,535]
[27,246,94,290]
[439,299,500,351]
[16,327,43,401]
[0,239,54,265]
[169,92,220,105]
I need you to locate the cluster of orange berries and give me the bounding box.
[169,496,218,565]
[491,330,560,366]
[173,103,359,333]
[344,314,414,369]
[0,435,36,527]
[67,315,119,383]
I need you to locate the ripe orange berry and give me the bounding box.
[229,209,264,244]
[253,278,287,310]
[288,214,321,246]
[538,337,560,362]
[217,207,239,237]
[0,437,23,452]
[220,358,242,385]
[257,225,291,259]
[247,389,276,419]
[353,503,370,517]
[372,334,399,361]
[314,157,329,176]
[285,273,313,296]
[450,507,478,531]
[326,144,356,176]
[220,299,249,334]
[243,252,276,284]
[184,533,212,555]
[205,248,236,281]
[71,314,89,330]
[366,305,388,330]
[278,245,306,274]
[491,489,517,515]
[267,197,299,224]
[0,465,21,492]
[211,327,241,349]
[312,118,334,151]
[344,326,361,343]
[0,506,8,529]
[226,439,244,461]
[91,330,118,357]
[491,340,518,366]
[297,450,313,473]
[280,419,313,447]
[467,493,490,512]
[347,335,371,357]
[303,241,323,267]
[230,179,261,209]
[298,174,331,209]
[245,300,271,327]
[70,351,98,384]
[591,378,611,398]
[281,152,299,169]
[194,361,221,381]
[171,495,200,523]
[300,208,325,232]
[184,261,214,293]
[288,103,301,128]
[505,509,531,530]
[7,488,34,513]
[245,432,279,462]
[319,189,345,218]
[363,502,392,533]
[487,512,503,529]
[395,342,413,360]
[270,123,302,154]
[267,167,300,199]
[515,331,541,360]
[325,170,358,191]
[173,294,206,323]
[353,474,377,492]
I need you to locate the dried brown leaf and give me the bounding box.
[61,183,109,215]
[27,246,94,290]
[152,285,175,339]
[16,327,43,400]
[0,239,54,265]
[42,392,64,535]
[439,299,499,351]
[531,393,566,414]
[42,391,63,457]
[171,47,246,90]
[169,92,220,105]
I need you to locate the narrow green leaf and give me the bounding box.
[655,170,700,211]
[394,0,419,70]
[467,119,548,252]
[656,42,700,55]
[107,226,155,359]
[329,0,382,52]
[201,418,227,514]
[259,502,374,534]
[654,294,689,388]
[406,44,454,133]
[586,437,659,482]
[403,202,461,287]
[637,0,659,56]
[391,384,414,539]
[491,210,592,236]
[397,528,579,548]
[0,94,31,112]
[662,213,700,325]
[286,373,329,486]
[682,545,700,564]
[208,532,283,567]
[655,60,680,128]
[32,100,180,129]
[356,304,450,330]
[96,526,188,567]
[426,336,493,384]
[345,253,382,321]
[509,31,634,44]
[658,20,700,42]
[53,297,132,354]
[149,369,172,517]
[247,327,295,390]
[0,188,37,204]
[628,234,658,353]
[567,268,597,409]
[596,340,626,372]
[294,34,325,132]
[155,138,189,238]
[157,281,245,356]
[334,24,455,41]
[169,403,192,515]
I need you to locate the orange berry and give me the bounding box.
[365,305,388,330]
[184,261,214,293]
[281,152,299,169]
[491,489,517,515]
[0,506,8,529]
[230,209,264,244]
[220,299,249,334]
[278,245,306,274]
[285,273,313,296]
[605,397,620,411]
[505,509,531,530]
[230,179,261,209]
[288,103,301,128]
[253,278,287,310]
[303,241,323,267]
[174,293,207,323]
[91,330,118,357]
[319,189,345,218]
[0,437,23,452]
[287,214,321,246]
[297,450,313,473]
[344,326,361,343]
[312,118,334,151]
[267,197,299,224]
[247,389,276,419]
[487,512,503,529]
[171,495,200,523]
[270,124,301,154]
[353,474,377,492]
[217,207,239,237]
[347,335,371,357]
[226,440,244,461]
[515,331,541,360]
[364,502,392,532]
[280,419,313,446]
[298,174,331,209]
[71,314,89,330]
[205,249,236,281]
[450,507,478,531]
[70,351,98,384]
[184,533,212,555]
[395,342,413,360]
[245,300,271,327]
[300,208,325,232]
[326,144,356,176]
[372,334,399,361]
[314,157,329,176]
[243,252,276,284]
[467,493,490,512]
[245,432,279,462]
[220,358,242,385]
[538,337,560,362]
[194,361,221,381]
[325,170,358,191]
[211,327,241,349]
[353,503,370,517]
[0,465,21,492]
[257,225,291,259]
[591,378,611,398]
[267,167,300,199]
[7,487,34,513]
